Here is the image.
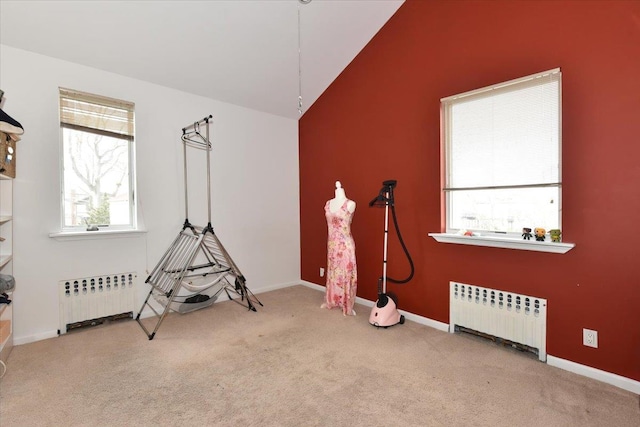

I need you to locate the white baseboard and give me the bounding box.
[300,280,449,332]
[14,330,58,346]
[300,280,325,293]
[547,355,640,394]
[398,308,449,332]
[300,280,639,394]
[254,280,303,294]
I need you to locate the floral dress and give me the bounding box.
[323,199,357,315]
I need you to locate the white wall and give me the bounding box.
[0,45,301,344]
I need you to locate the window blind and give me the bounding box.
[442,68,561,190]
[59,88,135,139]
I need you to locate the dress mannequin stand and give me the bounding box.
[322,181,357,316]
[328,181,356,214]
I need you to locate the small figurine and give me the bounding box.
[549,229,562,242]
[534,227,546,242]
[522,227,532,240]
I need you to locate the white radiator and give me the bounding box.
[449,281,547,361]
[59,273,136,334]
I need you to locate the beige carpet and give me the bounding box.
[0,285,638,426]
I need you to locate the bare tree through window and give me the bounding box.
[64,128,129,226]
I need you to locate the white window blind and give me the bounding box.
[442,68,561,234]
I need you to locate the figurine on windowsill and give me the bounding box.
[522,227,533,240]
[534,227,546,242]
[549,229,562,242]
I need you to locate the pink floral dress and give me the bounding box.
[323,199,357,315]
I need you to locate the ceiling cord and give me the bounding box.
[298,0,311,115]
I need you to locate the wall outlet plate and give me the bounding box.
[583,328,598,348]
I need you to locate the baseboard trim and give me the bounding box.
[14,330,58,346]
[300,280,325,293]
[254,280,302,294]
[300,280,639,393]
[547,355,640,394]
[398,309,450,332]
[300,280,449,332]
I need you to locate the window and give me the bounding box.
[441,68,561,238]
[59,88,136,231]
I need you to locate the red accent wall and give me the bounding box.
[299,0,640,381]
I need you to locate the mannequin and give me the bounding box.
[328,181,356,214]
[322,181,357,316]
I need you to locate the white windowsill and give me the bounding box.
[429,233,575,254]
[49,229,147,241]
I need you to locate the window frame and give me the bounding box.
[441,68,562,238]
[57,88,138,233]
[431,68,574,253]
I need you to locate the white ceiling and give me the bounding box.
[0,0,403,120]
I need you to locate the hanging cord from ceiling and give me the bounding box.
[298,0,311,115]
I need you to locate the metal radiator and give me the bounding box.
[59,273,136,334]
[449,281,547,361]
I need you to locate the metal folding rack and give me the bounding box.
[136,115,261,340]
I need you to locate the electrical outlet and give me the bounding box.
[583,328,598,348]
[319,267,325,277]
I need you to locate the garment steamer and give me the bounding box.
[368,180,414,328]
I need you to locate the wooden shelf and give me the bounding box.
[0,319,11,344]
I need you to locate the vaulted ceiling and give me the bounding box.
[0,0,403,119]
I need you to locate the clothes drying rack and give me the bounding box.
[136,115,261,340]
